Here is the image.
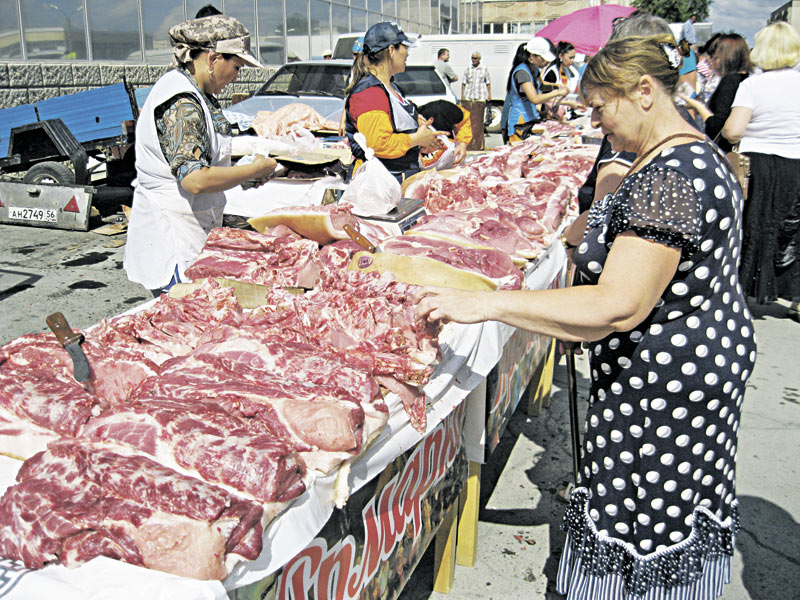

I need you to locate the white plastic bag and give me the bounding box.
[341,133,401,217]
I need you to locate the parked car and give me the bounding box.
[228,59,458,125]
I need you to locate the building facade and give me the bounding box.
[0,0,607,109]
[769,0,800,32]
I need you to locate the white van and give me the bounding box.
[334,32,531,131]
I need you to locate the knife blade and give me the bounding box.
[46,312,92,383]
[343,224,382,253]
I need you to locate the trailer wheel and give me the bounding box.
[23,161,76,185]
[485,103,503,133]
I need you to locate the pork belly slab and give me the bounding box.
[0,440,264,580]
[79,399,307,504]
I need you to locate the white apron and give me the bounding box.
[123,69,232,289]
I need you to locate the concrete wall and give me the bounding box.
[0,61,277,110]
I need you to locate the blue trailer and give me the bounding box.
[0,81,139,230]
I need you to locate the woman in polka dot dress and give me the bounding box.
[415,35,756,600]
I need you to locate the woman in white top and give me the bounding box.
[723,22,800,318]
[124,15,278,295]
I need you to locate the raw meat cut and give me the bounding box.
[0,439,264,580]
[0,332,159,459]
[90,279,243,363]
[251,103,339,136]
[185,228,321,289]
[134,353,385,473]
[240,272,440,432]
[378,236,523,290]
[192,326,384,407]
[79,399,307,504]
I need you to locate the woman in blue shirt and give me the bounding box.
[502,38,568,142]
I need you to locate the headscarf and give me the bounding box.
[169,15,263,69]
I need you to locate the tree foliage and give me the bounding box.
[632,0,711,23]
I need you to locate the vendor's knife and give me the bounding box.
[343,224,382,253]
[46,312,92,383]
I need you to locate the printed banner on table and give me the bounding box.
[485,330,552,455]
[232,402,468,600]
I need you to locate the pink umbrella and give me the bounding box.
[535,4,637,55]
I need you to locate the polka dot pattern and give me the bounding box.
[575,142,756,554]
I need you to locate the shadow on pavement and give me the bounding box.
[736,495,800,599]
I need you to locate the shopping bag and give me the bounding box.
[713,133,750,199]
[725,148,750,199]
[512,118,543,140]
[340,133,401,217]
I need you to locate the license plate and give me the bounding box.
[8,206,58,223]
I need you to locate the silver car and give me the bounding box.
[229,59,459,125]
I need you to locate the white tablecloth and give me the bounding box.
[223,177,344,218]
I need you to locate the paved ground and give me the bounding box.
[1,174,798,600]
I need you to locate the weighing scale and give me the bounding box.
[358,197,426,236]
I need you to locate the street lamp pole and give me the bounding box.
[48,3,83,58]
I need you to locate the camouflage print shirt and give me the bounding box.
[154,68,232,181]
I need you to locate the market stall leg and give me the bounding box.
[456,461,481,567]
[432,500,459,593]
[527,339,555,416]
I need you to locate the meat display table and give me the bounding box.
[0,242,568,600]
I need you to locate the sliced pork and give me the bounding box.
[0,439,264,580]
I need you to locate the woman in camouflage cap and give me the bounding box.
[124,14,277,295]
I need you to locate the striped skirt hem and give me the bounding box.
[555,488,737,600]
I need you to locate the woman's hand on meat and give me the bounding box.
[453,142,468,165]
[414,286,491,324]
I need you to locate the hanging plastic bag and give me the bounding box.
[340,133,401,217]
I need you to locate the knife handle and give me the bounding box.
[46,312,82,346]
[343,224,377,252]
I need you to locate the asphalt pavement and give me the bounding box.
[0,169,798,600]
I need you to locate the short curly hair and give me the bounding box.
[750,22,800,71]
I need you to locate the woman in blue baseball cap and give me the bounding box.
[352,36,365,58]
[343,22,445,182]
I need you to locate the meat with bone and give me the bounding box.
[0,439,264,580]
[79,399,307,504]
[240,272,440,432]
[185,228,321,289]
[90,279,243,363]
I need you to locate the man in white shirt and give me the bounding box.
[681,14,698,52]
[461,52,491,150]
